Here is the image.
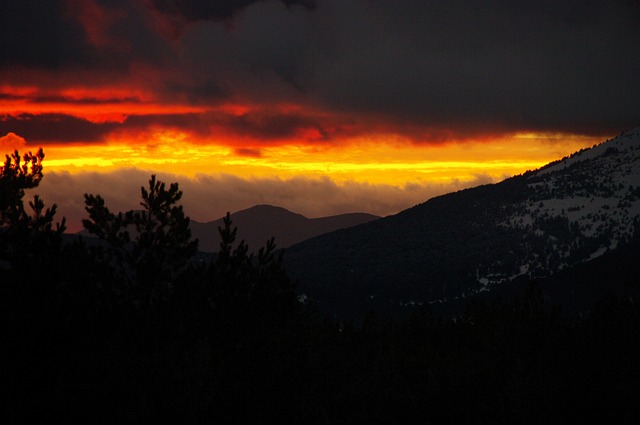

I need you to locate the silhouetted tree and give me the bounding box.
[1,150,70,424]
[0,149,44,223]
[208,213,296,325]
[0,149,66,270]
[83,174,198,308]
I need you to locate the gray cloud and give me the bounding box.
[0,114,119,143]
[307,0,640,135]
[159,0,640,137]
[0,1,90,69]
[149,0,316,22]
[0,110,350,145]
[33,168,493,232]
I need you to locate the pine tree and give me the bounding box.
[0,149,66,270]
[83,175,198,308]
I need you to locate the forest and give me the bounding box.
[2,149,639,424]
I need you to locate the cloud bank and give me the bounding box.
[33,168,493,233]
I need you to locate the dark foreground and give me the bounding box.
[4,268,640,425]
[2,157,639,424]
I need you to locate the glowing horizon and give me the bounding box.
[3,0,637,232]
[33,130,599,184]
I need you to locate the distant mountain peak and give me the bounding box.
[190,206,380,252]
[227,204,307,223]
[243,204,295,213]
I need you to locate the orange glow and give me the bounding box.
[219,104,252,116]
[0,97,208,124]
[40,130,599,186]
[0,84,603,189]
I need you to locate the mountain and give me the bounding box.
[285,127,640,319]
[190,205,380,253]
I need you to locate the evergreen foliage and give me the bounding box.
[0,148,66,270]
[82,175,198,308]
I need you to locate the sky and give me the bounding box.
[1,0,639,232]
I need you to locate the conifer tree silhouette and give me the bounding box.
[83,175,198,308]
[0,149,66,269]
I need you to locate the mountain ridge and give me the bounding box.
[190,204,380,253]
[285,126,640,319]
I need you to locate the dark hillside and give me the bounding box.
[286,127,640,320]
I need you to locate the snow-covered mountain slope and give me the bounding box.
[482,127,640,289]
[285,127,640,318]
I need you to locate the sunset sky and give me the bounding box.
[2,0,640,232]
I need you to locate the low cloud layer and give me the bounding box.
[32,168,493,233]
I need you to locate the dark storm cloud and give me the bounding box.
[149,0,316,22]
[0,112,212,145]
[0,110,339,145]
[116,111,331,142]
[150,0,640,138]
[0,114,118,143]
[301,0,640,137]
[0,92,143,105]
[209,110,331,140]
[3,0,640,141]
[0,0,172,76]
[0,1,90,68]
[0,113,207,145]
